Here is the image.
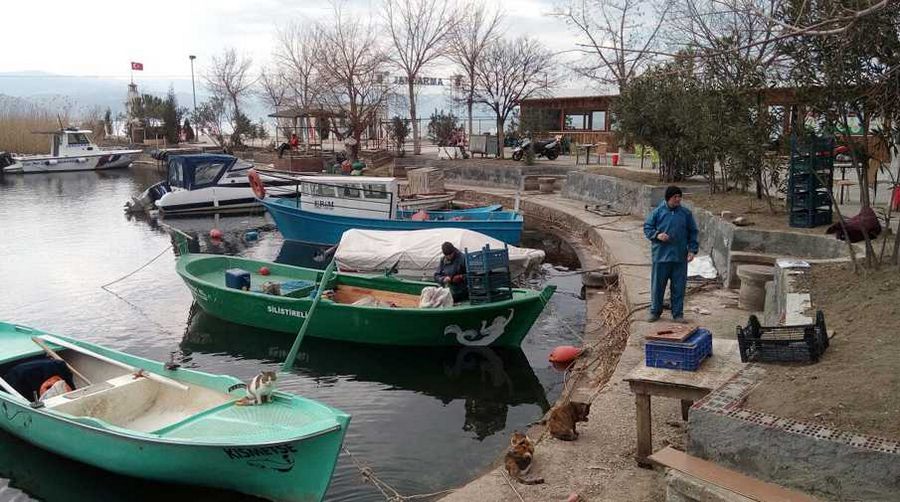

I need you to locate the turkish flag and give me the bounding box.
[131,62,144,71]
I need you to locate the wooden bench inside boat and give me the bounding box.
[332,285,420,308]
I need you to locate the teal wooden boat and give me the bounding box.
[176,253,555,347]
[0,322,350,502]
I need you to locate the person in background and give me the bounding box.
[434,242,468,302]
[277,133,300,158]
[643,186,699,323]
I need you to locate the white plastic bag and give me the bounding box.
[418,286,453,308]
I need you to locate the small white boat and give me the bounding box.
[125,154,295,215]
[2,128,142,174]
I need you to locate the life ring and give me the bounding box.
[248,169,266,199]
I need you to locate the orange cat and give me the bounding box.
[547,401,591,441]
[504,431,544,485]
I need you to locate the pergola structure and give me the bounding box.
[268,106,344,154]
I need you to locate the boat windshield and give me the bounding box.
[67,133,91,145]
[193,161,227,185]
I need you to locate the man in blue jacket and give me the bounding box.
[643,186,699,323]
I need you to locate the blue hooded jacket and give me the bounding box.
[643,201,699,263]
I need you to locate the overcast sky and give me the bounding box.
[0,0,588,89]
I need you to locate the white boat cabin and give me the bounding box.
[297,176,400,219]
[38,128,102,159]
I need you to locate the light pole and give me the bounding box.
[189,55,197,112]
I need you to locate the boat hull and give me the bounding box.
[262,198,523,245]
[0,402,346,501]
[177,255,554,347]
[4,150,141,174]
[0,324,349,502]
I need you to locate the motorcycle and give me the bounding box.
[511,135,561,161]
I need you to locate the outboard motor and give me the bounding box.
[124,181,170,213]
[0,152,13,171]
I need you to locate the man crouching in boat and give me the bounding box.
[434,242,468,303]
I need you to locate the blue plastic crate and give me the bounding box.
[645,328,713,371]
[225,268,251,290]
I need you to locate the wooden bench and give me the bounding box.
[650,447,818,502]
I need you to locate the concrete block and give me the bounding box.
[665,470,754,502]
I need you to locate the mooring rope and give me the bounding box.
[342,446,456,501]
[100,244,172,290]
[99,243,176,335]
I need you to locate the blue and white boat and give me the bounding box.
[254,173,524,245]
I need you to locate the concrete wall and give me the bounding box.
[394,158,573,189]
[688,408,900,501]
[561,171,668,217]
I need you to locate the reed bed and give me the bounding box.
[0,99,66,154]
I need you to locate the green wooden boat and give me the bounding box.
[0,322,350,502]
[176,253,556,347]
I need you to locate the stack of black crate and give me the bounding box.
[464,244,513,305]
[789,136,835,228]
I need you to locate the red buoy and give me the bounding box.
[209,228,223,239]
[259,266,271,276]
[549,345,582,364]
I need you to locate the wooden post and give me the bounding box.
[635,392,652,467]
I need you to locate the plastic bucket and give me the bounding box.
[611,153,620,166]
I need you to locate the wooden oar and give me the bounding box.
[39,335,189,392]
[32,337,93,386]
[0,376,27,402]
[283,259,336,370]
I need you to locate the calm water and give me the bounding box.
[0,169,584,501]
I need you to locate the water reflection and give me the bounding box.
[182,309,550,441]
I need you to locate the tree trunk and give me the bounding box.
[408,80,420,155]
[496,117,505,159]
[467,97,474,138]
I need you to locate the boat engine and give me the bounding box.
[0,152,13,170]
[124,181,170,213]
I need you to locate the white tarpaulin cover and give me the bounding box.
[335,228,545,281]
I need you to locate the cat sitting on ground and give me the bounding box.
[504,431,544,485]
[546,401,591,441]
[233,371,277,406]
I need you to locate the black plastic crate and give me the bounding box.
[790,190,832,209]
[736,311,829,363]
[465,245,510,274]
[790,209,832,228]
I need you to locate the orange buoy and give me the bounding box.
[259,266,271,276]
[549,345,582,364]
[209,228,223,239]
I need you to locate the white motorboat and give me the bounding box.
[125,154,295,215]
[2,128,142,174]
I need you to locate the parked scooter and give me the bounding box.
[511,135,561,161]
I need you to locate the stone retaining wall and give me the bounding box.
[394,158,573,189]
[561,171,668,218]
[688,366,900,501]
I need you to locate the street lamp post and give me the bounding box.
[189,55,197,112]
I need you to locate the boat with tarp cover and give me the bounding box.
[176,252,554,347]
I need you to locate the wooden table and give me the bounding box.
[575,143,596,165]
[624,339,744,467]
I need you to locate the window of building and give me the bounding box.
[591,111,607,131]
[564,114,587,130]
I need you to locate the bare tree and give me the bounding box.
[383,0,459,155]
[258,66,290,111]
[204,49,255,147]
[312,5,392,161]
[274,21,322,111]
[474,36,556,158]
[555,0,672,91]
[448,1,504,137]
